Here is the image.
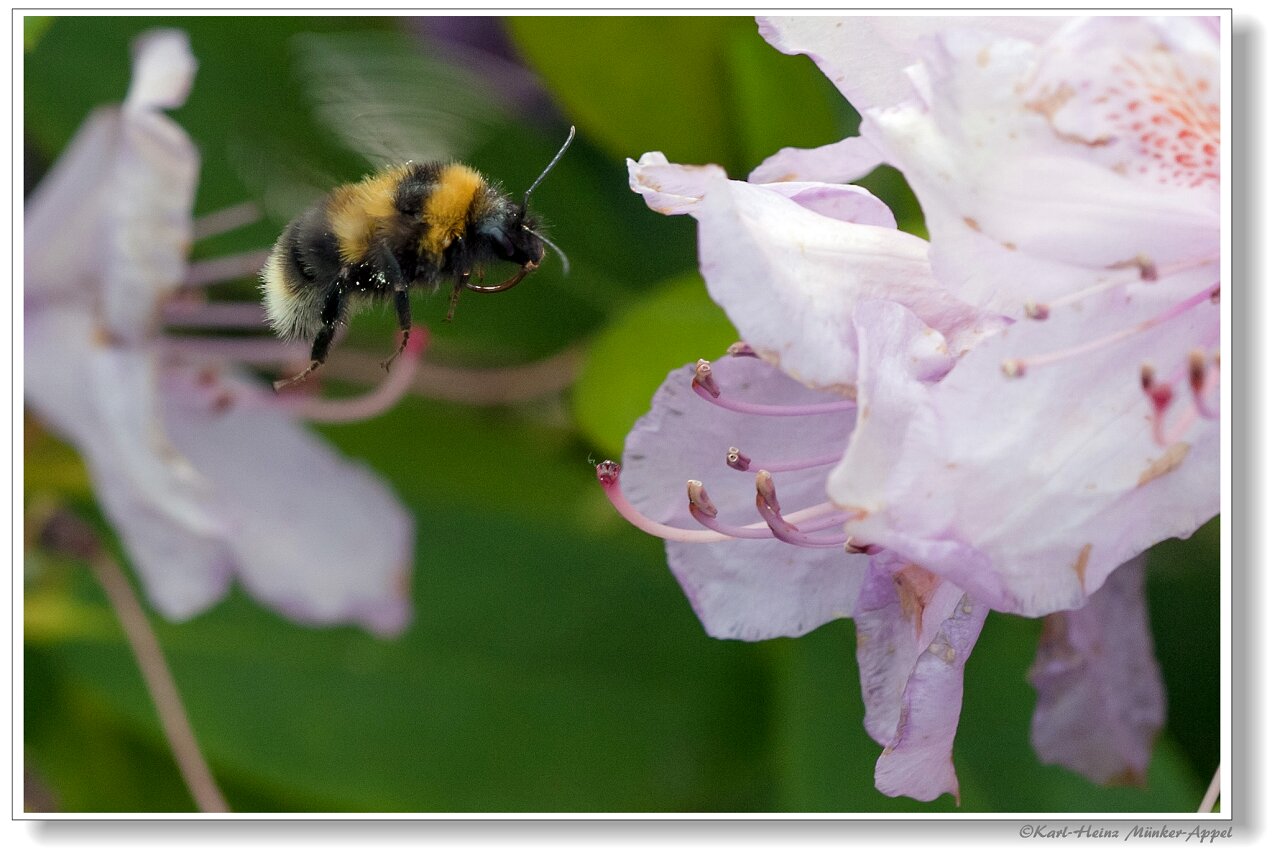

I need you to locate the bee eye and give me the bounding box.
[496,233,515,257]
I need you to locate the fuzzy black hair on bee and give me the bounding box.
[261,126,574,390]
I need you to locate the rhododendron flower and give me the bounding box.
[25,30,425,635]
[602,15,1218,802]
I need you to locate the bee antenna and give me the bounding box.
[519,126,575,217]
[524,226,570,276]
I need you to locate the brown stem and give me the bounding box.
[38,512,230,813]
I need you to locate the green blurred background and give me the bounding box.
[22,16,1220,813]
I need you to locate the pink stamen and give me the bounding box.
[1003,282,1220,378]
[1038,256,1217,322]
[161,335,310,366]
[163,299,269,330]
[754,471,852,549]
[1188,349,1220,419]
[596,464,849,544]
[727,341,760,358]
[1164,361,1221,445]
[687,480,773,540]
[692,360,855,416]
[182,249,271,288]
[726,445,843,473]
[274,328,428,423]
[191,202,261,242]
[596,462,730,543]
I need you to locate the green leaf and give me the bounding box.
[508,17,755,173]
[722,23,845,172]
[23,16,54,52]
[572,273,738,457]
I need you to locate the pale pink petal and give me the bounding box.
[874,591,989,802]
[623,356,865,640]
[748,135,884,184]
[162,369,414,635]
[25,309,233,619]
[854,551,965,745]
[757,15,1067,114]
[860,20,1219,313]
[630,150,895,227]
[125,29,197,111]
[760,181,897,230]
[834,290,1220,616]
[1029,556,1165,785]
[104,34,200,342]
[692,178,1002,392]
[627,151,726,216]
[24,109,121,301]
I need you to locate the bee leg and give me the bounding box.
[369,243,412,371]
[380,285,412,371]
[273,286,346,392]
[445,269,469,323]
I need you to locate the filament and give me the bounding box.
[1003,283,1220,377]
[182,249,271,289]
[693,360,855,416]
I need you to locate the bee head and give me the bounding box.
[478,211,546,269]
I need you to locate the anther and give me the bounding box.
[726,447,751,472]
[1107,254,1158,282]
[1002,359,1027,378]
[752,472,849,548]
[693,359,721,397]
[1188,349,1207,393]
[1024,301,1050,321]
[755,470,781,515]
[1137,254,1158,282]
[727,342,759,358]
[1187,348,1219,420]
[687,480,718,518]
[844,540,884,555]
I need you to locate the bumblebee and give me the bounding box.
[261,126,574,390]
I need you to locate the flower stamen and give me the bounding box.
[191,201,261,241]
[274,328,428,423]
[692,360,856,416]
[181,249,272,289]
[162,298,269,331]
[1002,282,1220,378]
[727,341,760,358]
[754,471,853,549]
[1025,256,1217,322]
[726,445,843,473]
[597,463,849,544]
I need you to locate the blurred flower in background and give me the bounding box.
[611,15,1219,801]
[24,29,417,635]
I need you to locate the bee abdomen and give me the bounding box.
[260,206,341,341]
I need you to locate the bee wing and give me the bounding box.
[226,131,338,224]
[291,30,512,168]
